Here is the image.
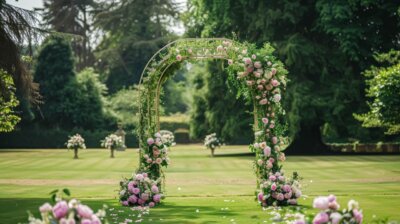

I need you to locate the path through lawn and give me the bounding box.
[0,145,399,223]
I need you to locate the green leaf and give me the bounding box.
[62,188,71,196]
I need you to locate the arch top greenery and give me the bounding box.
[118,38,302,208]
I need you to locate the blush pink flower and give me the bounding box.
[151,185,159,194]
[353,209,363,223]
[147,138,154,145]
[77,204,93,219]
[132,188,140,195]
[254,72,261,78]
[121,201,129,206]
[277,193,284,201]
[262,118,269,124]
[271,183,277,191]
[272,137,278,144]
[228,59,233,65]
[263,146,271,157]
[278,176,285,181]
[141,193,149,201]
[251,54,257,59]
[176,54,182,61]
[254,61,262,69]
[271,68,277,75]
[138,199,145,205]
[271,79,280,87]
[313,196,330,210]
[153,194,162,203]
[288,199,298,205]
[285,191,293,199]
[259,99,268,105]
[266,84,273,91]
[149,202,155,207]
[257,192,264,202]
[330,212,342,224]
[257,85,263,90]
[135,174,144,181]
[273,94,281,102]
[269,175,276,181]
[52,201,68,220]
[39,203,52,213]
[267,161,273,169]
[81,219,91,224]
[156,158,162,164]
[246,80,254,86]
[257,159,263,166]
[247,66,254,73]
[313,212,329,224]
[243,57,252,65]
[128,195,138,204]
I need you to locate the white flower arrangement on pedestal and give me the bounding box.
[65,134,86,159]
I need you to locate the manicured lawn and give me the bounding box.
[0,145,399,223]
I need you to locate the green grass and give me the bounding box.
[0,145,399,223]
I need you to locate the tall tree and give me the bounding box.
[0,0,39,103]
[40,0,97,70]
[94,0,179,93]
[185,0,400,153]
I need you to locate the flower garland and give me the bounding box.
[134,38,294,207]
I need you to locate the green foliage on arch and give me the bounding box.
[119,38,301,207]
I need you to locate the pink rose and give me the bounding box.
[271,79,280,87]
[141,193,149,201]
[313,212,329,224]
[176,54,182,61]
[77,204,93,219]
[283,185,291,192]
[243,57,252,65]
[353,209,363,223]
[52,201,68,219]
[257,159,263,166]
[143,173,148,178]
[251,54,256,59]
[271,183,277,191]
[254,72,261,78]
[328,194,336,202]
[285,191,293,199]
[228,59,233,65]
[267,61,272,66]
[257,85,263,90]
[254,61,262,69]
[128,195,138,204]
[263,146,271,157]
[151,185,159,193]
[288,199,297,205]
[153,148,161,157]
[330,212,342,224]
[268,158,275,164]
[132,188,140,195]
[269,175,276,181]
[313,196,330,210]
[262,118,269,124]
[149,202,155,207]
[135,174,144,181]
[156,158,162,164]
[138,199,145,205]
[259,99,268,105]
[257,192,264,202]
[271,68,277,75]
[277,193,284,201]
[147,138,154,145]
[91,215,101,224]
[278,176,285,181]
[329,201,340,210]
[81,219,91,224]
[153,194,161,203]
[266,162,273,169]
[266,84,273,90]
[39,202,52,213]
[247,66,254,73]
[128,181,136,188]
[121,201,129,206]
[273,94,281,102]
[272,137,278,144]
[146,158,152,163]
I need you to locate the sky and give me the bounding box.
[6,0,43,10]
[6,0,186,35]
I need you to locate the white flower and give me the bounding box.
[348,199,359,210]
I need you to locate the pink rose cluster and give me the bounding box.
[119,172,163,208]
[29,199,106,224]
[257,171,301,207]
[292,195,363,224]
[232,49,284,107]
[143,132,170,168]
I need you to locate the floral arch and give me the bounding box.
[118,38,301,208]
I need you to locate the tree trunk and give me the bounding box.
[110,147,115,158]
[284,123,330,155]
[73,148,78,159]
[211,148,215,157]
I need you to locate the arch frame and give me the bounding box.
[119,38,301,208]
